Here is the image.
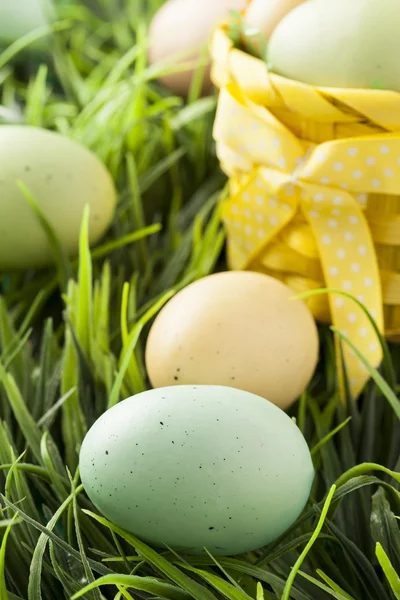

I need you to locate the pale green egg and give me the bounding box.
[79,386,314,556]
[0,126,117,269]
[0,0,49,47]
[269,0,400,91]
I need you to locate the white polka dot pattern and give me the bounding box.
[213,84,385,400]
[301,138,400,195]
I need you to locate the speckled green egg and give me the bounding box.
[79,386,314,556]
[0,126,116,269]
[269,0,400,91]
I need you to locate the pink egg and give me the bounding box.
[149,0,248,96]
[245,0,306,40]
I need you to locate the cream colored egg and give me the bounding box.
[148,0,247,96]
[145,271,319,410]
[244,0,305,40]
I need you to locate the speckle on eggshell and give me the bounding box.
[145,271,319,410]
[79,385,314,556]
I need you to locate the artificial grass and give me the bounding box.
[0,1,400,599]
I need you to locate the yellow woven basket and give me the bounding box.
[211,24,400,397]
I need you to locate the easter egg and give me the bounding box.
[0,126,116,269]
[148,0,247,96]
[244,0,305,40]
[268,0,400,91]
[0,0,48,46]
[79,386,315,555]
[145,271,319,410]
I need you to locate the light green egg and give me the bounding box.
[79,386,314,556]
[0,126,117,269]
[0,0,49,47]
[268,0,400,91]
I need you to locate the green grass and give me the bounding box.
[0,1,400,599]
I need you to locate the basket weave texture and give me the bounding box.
[211,25,400,396]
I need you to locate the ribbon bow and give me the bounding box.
[210,25,400,398]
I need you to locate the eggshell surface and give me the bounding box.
[0,126,117,269]
[268,0,400,91]
[148,0,247,96]
[79,386,314,555]
[145,271,319,409]
[0,0,48,46]
[245,0,305,40]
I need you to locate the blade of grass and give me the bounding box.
[281,485,336,600]
[48,541,82,598]
[376,542,400,599]
[91,225,161,260]
[139,148,186,194]
[70,475,102,600]
[17,181,71,289]
[203,548,247,593]
[0,20,73,70]
[39,433,68,503]
[126,153,147,266]
[76,205,93,358]
[37,387,76,428]
[296,571,354,600]
[316,570,356,600]
[0,514,20,600]
[26,490,83,600]
[310,417,352,458]
[179,564,255,600]
[82,510,218,600]
[3,328,32,372]
[109,289,175,407]
[294,288,396,386]
[178,558,310,600]
[332,327,400,419]
[71,574,191,600]
[0,362,42,462]
[323,518,388,600]
[25,65,49,127]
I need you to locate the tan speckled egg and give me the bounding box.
[145,271,319,410]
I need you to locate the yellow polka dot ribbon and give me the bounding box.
[209,25,400,399]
